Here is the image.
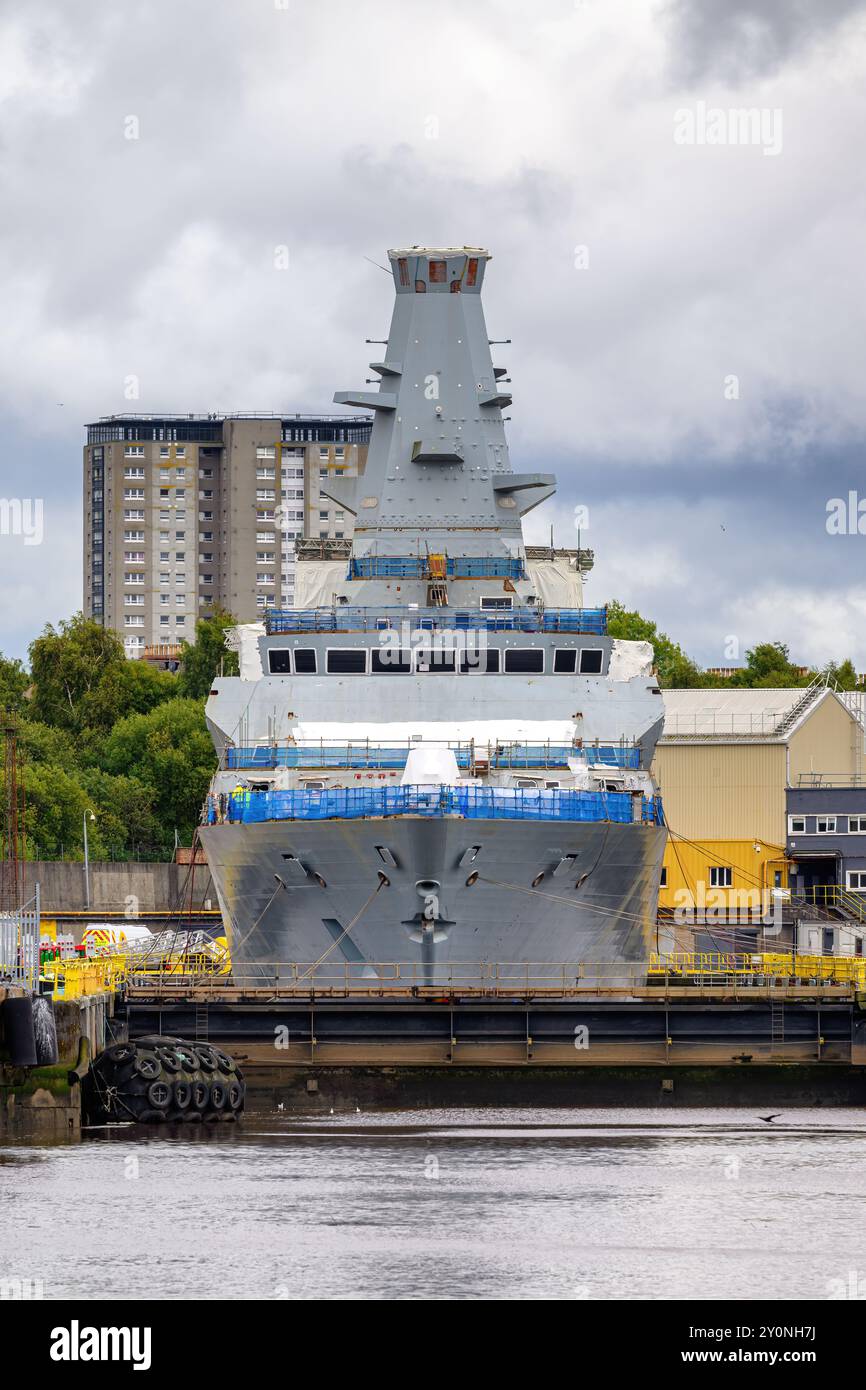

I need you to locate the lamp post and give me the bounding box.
[83,810,96,910]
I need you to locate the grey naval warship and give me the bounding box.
[200,246,666,986]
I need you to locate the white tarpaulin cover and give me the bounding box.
[294,560,347,609]
[607,639,654,681]
[525,558,583,608]
[291,719,579,744]
[225,622,266,680]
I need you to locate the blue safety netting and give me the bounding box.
[224,742,642,772]
[208,785,664,826]
[265,606,607,635]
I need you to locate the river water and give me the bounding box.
[1,1107,865,1301]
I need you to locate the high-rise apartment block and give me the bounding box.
[83,413,371,655]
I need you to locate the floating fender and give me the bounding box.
[31,994,59,1066]
[83,1037,245,1125]
[2,997,37,1066]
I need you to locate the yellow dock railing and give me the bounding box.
[649,951,866,987]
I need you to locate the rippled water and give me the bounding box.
[2,1107,865,1300]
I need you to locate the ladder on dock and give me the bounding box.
[194,1002,209,1044]
[769,999,785,1057]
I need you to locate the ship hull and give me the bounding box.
[199,816,666,988]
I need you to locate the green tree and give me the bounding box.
[176,610,239,700]
[605,601,705,687]
[729,642,810,688]
[825,658,861,691]
[0,653,29,713]
[99,698,217,850]
[28,613,127,732]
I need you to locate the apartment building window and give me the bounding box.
[850,817,866,833]
[319,468,328,479]
[175,531,185,540]
[256,446,276,459]
[124,509,145,520]
[709,867,732,887]
[124,488,145,500]
[160,594,170,606]
[125,616,145,627]
[335,447,345,459]
[319,511,329,521]
[847,871,866,890]
[160,469,171,482]
[124,446,145,458]
[124,552,144,563]
[200,489,213,499]
[256,573,275,584]
[256,552,275,563]
[176,448,185,459]
[335,531,345,539]
[789,816,806,833]
[160,447,170,458]
[256,595,267,609]
[160,615,170,626]
[817,817,837,834]
[124,530,145,542]
[175,488,185,497]
[257,489,276,502]
[202,574,213,584]
[256,533,274,544]
[160,574,170,586]
[256,510,275,521]
[200,467,214,478]
[201,531,213,541]
[256,467,275,480]
[124,468,145,479]
[124,573,145,585]
[175,595,185,607]
[319,447,329,460]
[201,552,214,562]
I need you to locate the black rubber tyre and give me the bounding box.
[227,1080,244,1112]
[214,1050,237,1076]
[133,1052,162,1080]
[196,1049,218,1073]
[191,1079,210,1112]
[175,1046,200,1071]
[209,1080,227,1111]
[136,1108,168,1124]
[103,1043,136,1065]
[146,1079,173,1111]
[157,1049,182,1074]
[173,1080,192,1112]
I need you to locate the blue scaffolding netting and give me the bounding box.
[348,556,527,580]
[208,785,664,826]
[224,743,642,771]
[265,606,607,635]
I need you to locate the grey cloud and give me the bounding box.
[662,0,866,84]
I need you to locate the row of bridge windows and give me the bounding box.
[267,647,605,676]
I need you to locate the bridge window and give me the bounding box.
[460,647,499,674]
[416,649,456,673]
[504,649,544,674]
[428,260,446,283]
[371,648,412,673]
[480,595,513,610]
[466,257,479,286]
[326,649,367,674]
[578,649,603,674]
[397,257,410,287]
[268,649,292,674]
[294,649,317,673]
[553,650,577,673]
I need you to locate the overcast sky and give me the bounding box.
[1,0,865,668]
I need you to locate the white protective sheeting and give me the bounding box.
[525,558,583,608]
[607,639,655,682]
[293,560,347,610]
[225,623,266,681]
[291,718,579,745]
[400,745,461,787]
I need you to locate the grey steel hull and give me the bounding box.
[199,816,667,987]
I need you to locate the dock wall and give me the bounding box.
[20,860,215,913]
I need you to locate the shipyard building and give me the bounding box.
[655,683,866,944]
[83,413,371,656]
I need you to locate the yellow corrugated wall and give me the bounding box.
[653,742,787,842]
[660,838,788,911]
[788,693,866,781]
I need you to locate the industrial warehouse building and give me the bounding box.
[654,683,866,915]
